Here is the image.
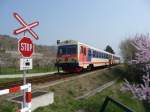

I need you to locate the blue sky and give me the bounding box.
[1,0,150,55]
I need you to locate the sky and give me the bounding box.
[0,0,150,55]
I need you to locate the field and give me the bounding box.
[0,66,56,75]
[35,82,146,112]
[0,65,147,112]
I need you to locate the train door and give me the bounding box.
[80,46,83,63]
[83,47,87,63]
[79,45,87,67]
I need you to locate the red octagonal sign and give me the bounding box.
[18,37,34,57]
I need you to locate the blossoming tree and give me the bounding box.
[122,34,150,103]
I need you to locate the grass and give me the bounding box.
[0,78,20,83]
[34,81,146,112]
[0,100,18,112]
[0,66,58,83]
[0,65,147,112]
[0,66,57,75]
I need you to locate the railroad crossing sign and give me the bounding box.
[20,58,33,70]
[13,12,39,40]
[13,12,38,110]
[18,37,34,57]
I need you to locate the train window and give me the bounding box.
[94,51,96,57]
[58,47,66,55]
[95,51,98,58]
[99,52,101,58]
[107,54,109,59]
[58,45,77,55]
[67,45,77,54]
[105,54,107,59]
[96,51,97,57]
[100,52,101,58]
[88,49,91,56]
[93,50,95,57]
[95,51,97,58]
[100,52,102,58]
[97,52,99,58]
[91,50,92,56]
[93,51,94,57]
[101,53,103,58]
[98,52,100,58]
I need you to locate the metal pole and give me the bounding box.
[23,70,26,107]
[23,31,26,108]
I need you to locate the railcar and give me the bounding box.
[55,40,120,72]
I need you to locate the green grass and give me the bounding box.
[0,101,18,112]
[34,82,146,112]
[0,66,58,83]
[0,66,57,75]
[0,65,148,112]
[0,78,20,83]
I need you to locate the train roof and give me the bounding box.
[58,40,120,57]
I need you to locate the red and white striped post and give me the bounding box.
[0,83,32,112]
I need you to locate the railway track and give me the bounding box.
[0,66,108,90]
[0,73,71,90]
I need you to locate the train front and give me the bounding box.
[55,40,81,72]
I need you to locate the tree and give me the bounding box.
[122,34,150,104]
[119,38,136,63]
[105,45,115,54]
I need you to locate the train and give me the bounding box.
[55,40,120,72]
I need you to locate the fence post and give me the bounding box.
[99,96,109,112]
[100,96,134,112]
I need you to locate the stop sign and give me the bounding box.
[18,37,34,57]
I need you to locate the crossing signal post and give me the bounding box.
[18,36,34,110]
[13,12,39,111]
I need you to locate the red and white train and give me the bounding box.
[55,40,120,72]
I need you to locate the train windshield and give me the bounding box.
[58,45,77,55]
